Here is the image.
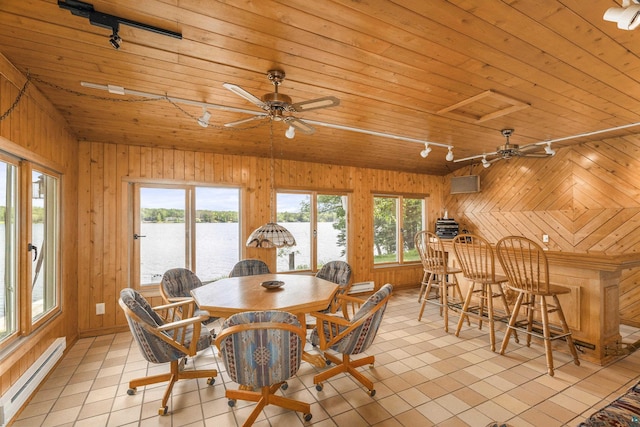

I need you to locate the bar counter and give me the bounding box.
[440,240,640,365]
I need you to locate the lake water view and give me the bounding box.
[140,222,344,283]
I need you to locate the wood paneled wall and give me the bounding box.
[445,136,640,326]
[77,142,444,336]
[0,55,78,397]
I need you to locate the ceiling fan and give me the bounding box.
[457,128,555,167]
[494,129,553,159]
[222,70,340,135]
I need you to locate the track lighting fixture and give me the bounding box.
[197,108,211,127]
[446,147,454,161]
[544,142,556,156]
[285,125,295,139]
[109,28,122,50]
[59,0,182,50]
[420,143,432,158]
[603,0,640,30]
[482,155,491,168]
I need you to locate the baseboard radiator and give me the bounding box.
[0,337,66,426]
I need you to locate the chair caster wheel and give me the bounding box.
[159,406,168,415]
[228,399,236,407]
[207,377,215,385]
[127,388,136,395]
[280,382,288,390]
[315,384,323,391]
[326,359,332,366]
[304,413,312,421]
[368,389,376,397]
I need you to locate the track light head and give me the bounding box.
[544,142,556,156]
[197,109,211,127]
[420,143,431,158]
[482,155,491,168]
[604,1,640,30]
[285,125,295,139]
[109,29,121,49]
[446,147,454,161]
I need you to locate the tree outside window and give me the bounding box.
[373,195,425,264]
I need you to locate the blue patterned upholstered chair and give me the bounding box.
[310,283,393,397]
[159,268,217,327]
[214,310,311,426]
[316,260,353,316]
[228,259,270,277]
[118,288,217,415]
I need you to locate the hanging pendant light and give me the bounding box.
[246,121,297,248]
[246,222,297,248]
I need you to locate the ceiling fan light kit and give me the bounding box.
[285,126,296,139]
[496,128,518,159]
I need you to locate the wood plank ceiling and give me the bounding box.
[1,0,640,175]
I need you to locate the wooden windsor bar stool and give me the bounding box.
[451,234,516,351]
[415,230,464,332]
[496,236,580,376]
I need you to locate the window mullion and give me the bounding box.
[18,162,32,334]
[311,192,318,272]
[187,186,195,272]
[398,196,404,264]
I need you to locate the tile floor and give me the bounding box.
[13,287,640,427]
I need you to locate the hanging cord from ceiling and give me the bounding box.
[0,71,30,123]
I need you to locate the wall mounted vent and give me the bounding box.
[450,175,480,194]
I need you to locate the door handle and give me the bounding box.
[28,243,38,261]
[133,234,146,240]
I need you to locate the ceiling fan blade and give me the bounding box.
[517,143,553,157]
[518,143,543,153]
[223,83,267,109]
[521,153,553,158]
[224,114,267,128]
[284,117,315,134]
[291,96,340,112]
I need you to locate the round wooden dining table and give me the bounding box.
[190,273,339,367]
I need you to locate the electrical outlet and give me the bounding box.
[96,303,105,315]
[542,234,549,243]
